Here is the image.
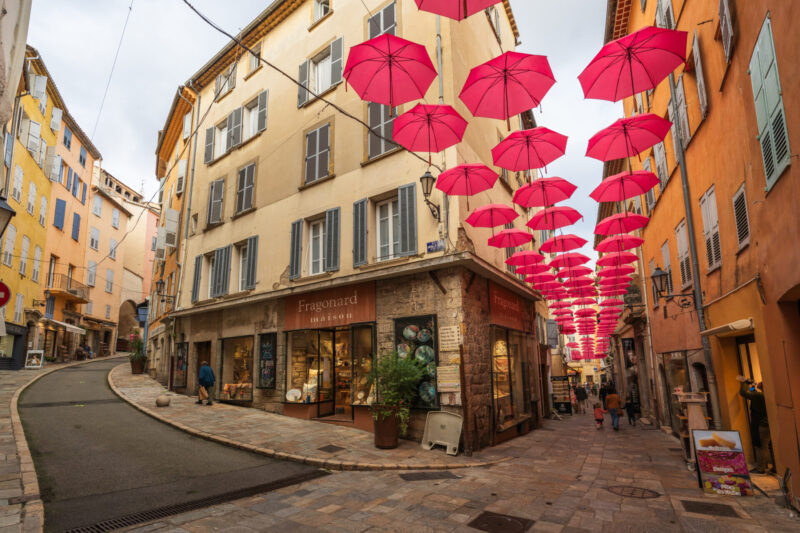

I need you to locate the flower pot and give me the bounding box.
[130,359,145,375]
[373,411,399,449]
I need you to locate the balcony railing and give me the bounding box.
[47,273,89,300]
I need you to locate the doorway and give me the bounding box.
[691,362,713,426]
[736,335,773,469]
[195,341,211,392]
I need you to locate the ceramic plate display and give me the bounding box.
[397,343,411,357]
[415,345,435,364]
[419,381,436,404]
[286,389,302,402]
[426,362,437,377]
[403,325,420,340]
[417,328,432,343]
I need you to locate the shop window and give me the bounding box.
[174,343,188,388]
[258,333,277,389]
[394,316,438,409]
[219,336,254,402]
[491,326,531,432]
[286,330,334,404]
[0,332,14,359]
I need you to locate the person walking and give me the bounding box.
[605,387,621,431]
[570,386,579,414]
[198,361,215,406]
[599,384,608,409]
[591,383,597,397]
[575,384,588,414]
[624,394,637,426]
[593,402,606,430]
[738,376,771,473]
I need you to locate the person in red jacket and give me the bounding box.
[594,402,606,430]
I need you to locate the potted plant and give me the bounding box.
[368,351,424,449]
[129,333,147,375]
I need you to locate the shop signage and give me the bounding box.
[426,240,445,253]
[489,282,527,332]
[436,365,461,392]
[551,375,572,415]
[438,325,461,351]
[284,282,375,330]
[24,350,44,369]
[692,430,753,496]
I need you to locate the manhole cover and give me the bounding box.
[467,511,533,533]
[605,486,661,499]
[318,445,345,453]
[399,471,459,481]
[681,500,739,517]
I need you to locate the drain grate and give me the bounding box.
[399,471,459,481]
[467,511,534,533]
[605,486,661,499]
[19,399,119,409]
[60,470,328,533]
[680,499,740,517]
[318,444,345,453]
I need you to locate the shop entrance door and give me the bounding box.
[317,330,335,417]
[332,328,353,419]
[195,341,211,391]
[736,335,773,468]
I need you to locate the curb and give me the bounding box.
[107,364,510,473]
[9,355,127,533]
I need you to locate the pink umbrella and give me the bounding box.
[492,127,568,171]
[512,177,577,208]
[555,266,594,279]
[597,265,636,278]
[529,273,557,284]
[569,287,598,297]
[600,308,622,314]
[550,301,571,309]
[540,234,587,254]
[595,234,644,253]
[393,104,468,164]
[343,34,437,110]
[575,308,598,317]
[527,206,583,230]
[566,342,580,348]
[415,0,503,21]
[460,51,555,128]
[465,204,518,228]
[506,250,545,266]
[595,213,649,235]
[436,164,498,203]
[586,114,672,161]
[600,288,628,296]
[579,26,688,102]
[488,228,533,248]
[589,170,660,202]
[598,276,632,286]
[564,278,594,289]
[600,298,624,306]
[572,297,597,306]
[597,251,639,267]
[549,252,591,269]
[516,263,550,275]
[553,309,573,316]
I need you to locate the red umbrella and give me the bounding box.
[579,26,688,102]
[436,164,497,200]
[586,114,672,161]
[460,52,555,127]
[597,251,639,267]
[393,104,468,164]
[512,177,577,208]
[529,273,557,284]
[344,34,437,110]
[555,266,594,279]
[415,0,503,21]
[569,287,598,297]
[553,309,573,316]
[540,234,587,254]
[527,206,583,231]
[598,276,632,286]
[566,342,580,348]
[516,263,550,275]
[488,228,533,248]
[564,278,594,289]
[506,250,545,266]
[600,308,622,314]
[575,308,598,317]
[595,213,649,235]
[597,265,636,278]
[595,234,644,253]
[600,288,628,296]
[550,301,571,309]
[492,127,568,171]
[465,204,518,228]
[549,252,591,269]
[572,297,597,306]
[599,298,624,306]
[589,170,659,202]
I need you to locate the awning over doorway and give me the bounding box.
[42,318,86,336]
[699,318,753,337]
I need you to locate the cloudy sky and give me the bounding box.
[29,0,621,259]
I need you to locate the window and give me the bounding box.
[151,236,157,251]
[71,213,81,241]
[79,146,87,167]
[13,294,23,324]
[504,223,516,274]
[87,260,96,286]
[487,6,502,42]
[643,158,656,213]
[105,305,111,319]
[699,186,721,270]
[214,63,236,99]
[109,238,117,260]
[376,198,399,261]
[105,269,114,293]
[50,107,62,132]
[367,103,396,159]
[44,296,54,319]
[19,236,29,276]
[32,246,41,282]
[63,126,72,149]
[213,120,228,159]
[311,49,332,94]
[309,219,325,275]
[39,195,47,226]
[660,241,674,295]
[249,42,261,72]
[2,224,15,266]
[93,195,102,216]
[653,141,668,188]
[305,123,330,184]
[81,183,87,204]
[368,1,395,38]
[675,220,692,288]
[72,176,80,198]
[313,0,330,22]
[183,111,192,140]
[47,256,56,286]
[732,185,750,249]
[90,227,99,250]
[53,199,66,230]
[208,245,232,298]
[11,165,22,202]
[66,167,73,191]
[236,163,255,214]
[719,0,734,63]
[85,301,92,316]
[297,38,343,106]
[207,178,224,224]
[242,91,268,141]
[191,255,202,302]
[112,208,120,228]
[750,17,790,190]
[692,31,708,119]
[655,0,674,29]
[26,181,36,214]
[667,76,690,157]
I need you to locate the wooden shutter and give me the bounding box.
[208,179,223,224]
[692,32,708,119]
[643,158,656,213]
[229,63,237,90]
[660,241,673,294]
[289,220,302,279]
[398,183,417,256]
[220,245,231,295]
[298,60,309,107]
[191,255,202,302]
[330,37,343,86]
[204,127,214,164]
[675,76,690,148]
[368,103,382,159]
[667,100,680,162]
[675,220,692,287]
[353,199,368,267]
[236,167,246,213]
[50,107,62,132]
[305,128,317,183]
[324,207,340,272]
[719,0,734,63]
[699,189,721,269]
[732,186,750,247]
[230,107,242,149]
[257,90,268,132]
[54,199,66,230]
[368,10,381,38]
[653,142,668,188]
[245,236,258,289]
[72,213,80,241]
[648,259,658,303]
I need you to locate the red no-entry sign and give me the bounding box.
[0,281,10,308]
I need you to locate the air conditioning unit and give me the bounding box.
[165,230,177,248]
[155,247,165,260]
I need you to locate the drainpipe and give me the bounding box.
[435,15,450,247]
[667,72,722,429]
[637,244,662,427]
[175,85,201,309]
[172,89,194,297]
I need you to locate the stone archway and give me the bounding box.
[117,300,140,352]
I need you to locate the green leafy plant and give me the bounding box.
[129,333,146,364]
[368,351,424,435]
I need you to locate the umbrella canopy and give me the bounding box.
[492,127,568,171]
[571,297,597,306]
[599,298,624,306]
[460,52,555,124]
[488,228,533,248]
[553,309,574,316]
[512,177,577,208]
[527,206,583,230]
[436,164,498,197]
[579,26,688,102]
[415,0,503,21]
[569,287,598,297]
[597,265,636,277]
[575,308,598,317]
[595,234,645,253]
[600,288,629,296]
[566,342,580,348]
[506,250,545,266]
[529,273,557,284]
[549,252,591,269]
[586,114,672,161]
[343,34,437,109]
[564,278,594,289]
[598,275,633,286]
[597,251,640,267]
[393,104,468,162]
[555,266,594,279]
[589,170,660,202]
[465,203,518,228]
[595,212,649,235]
[516,263,550,275]
[550,301,572,309]
[540,234,588,254]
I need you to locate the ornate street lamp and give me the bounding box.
[651,265,695,309]
[154,278,175,304]
[419,170,440,221]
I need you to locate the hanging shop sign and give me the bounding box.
[438,325,461,352]
[692,429,753,496]
[284,282,375,330]
[551,375,572,415]
[489,282,528,332]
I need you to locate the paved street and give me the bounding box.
[16,359,319,532]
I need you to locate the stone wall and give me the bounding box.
[460,271,493,449]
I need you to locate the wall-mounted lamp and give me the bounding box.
[419,171,440,221]
[651,265,695,309]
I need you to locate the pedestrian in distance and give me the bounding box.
[594,402,606,430]
[624,394,637,426]
[605,387,621,431]
[737,376,772,473]
[197,361,215,406]
[570,386,579,414]
[575,384,588,414]
[591,383,597,396]
[599,384,608,409]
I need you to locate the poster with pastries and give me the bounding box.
[692,429,753,496]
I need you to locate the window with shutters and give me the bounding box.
[238,242,249,292]
[2,224,15,266]
[112,208,120,228]
[376,198,399,261]
[63,126,72,149]
[105,269,114,293]
[732,185,750,249]
[26,181,36,214]
[207,178,224,225]
[32,246,41,282]
[643,158,656,213]
[85,300,92,316]
[699,186,722,270]
[368,1,395,38]
[692,32,708,119]
[248,42,262,73]
[93,195,102,217]
[236,163,255,214]
[176,160,186,194]
[215,63,236,100]
[19,236,29,276]
[305,123,331,184]
[13,294,23,324]
[310,49,332,94]
[675,220,692,288]
[243,98,259,141]
[298,38,343,106]
[309,219,326,275]
[660,241,674,296]
[79,146,87,167]
[109,238,117,260]
[39,196,47,226]
[486,6,502,43]
[106,305,111,319]
[655,0,674,29]
[367,103,397,159]
[183,111,192,140]
[214,120,227,159]
[504,223,516,274]
[313,0,330,22]
[87,260,96,286]
[90,227,99,250]
[53,199,66,230]
[749,17,790,191]
[353,199,368,267]
[653,142,669,188]
[719,0,734,63]
[50,107,62,132]
[11,165,22,202]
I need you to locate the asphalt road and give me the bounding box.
[18,359,320,532]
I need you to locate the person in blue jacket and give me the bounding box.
[197,361,215,406]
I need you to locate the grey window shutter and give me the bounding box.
[353,199,367,267]
[236,167,246,213]
[230,107,242,148]
[398,183,417,256]
[245,164,254,211]
[368,12,381,38]
[191,255,202,302]
[324,207,340,272]
[245,236,258,289]
[330,37,343,86]
[305,129,318,183]
[257,90,268,132]
[214,75,221,97]
[298,60,309,107]
[230,63,237,90]
[289,220,302,279]
[220,245,232,295]
[204,127,214,164]
[692,32,708,119]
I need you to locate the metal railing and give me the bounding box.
[47,273,89,300]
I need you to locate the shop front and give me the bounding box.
[660,350,692,436]
[0,322,28,370]
[40,318,86,361]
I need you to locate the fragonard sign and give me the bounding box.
[284,282,375,330]
[489,282,528,332]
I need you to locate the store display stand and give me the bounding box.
[674,391,710,467]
